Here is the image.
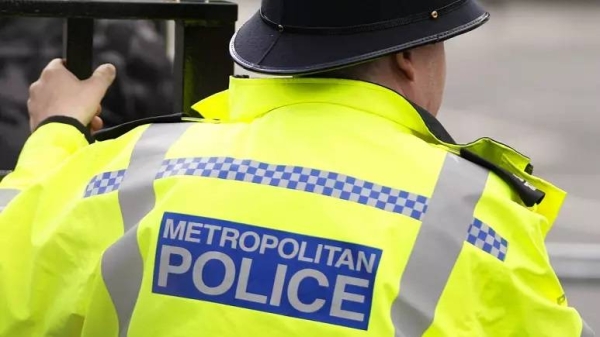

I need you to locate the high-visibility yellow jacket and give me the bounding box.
[0,77,593,337]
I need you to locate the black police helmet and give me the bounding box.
[231,0,489,75]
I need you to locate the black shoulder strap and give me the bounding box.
[94,113,184,141]
[461,149,545,207]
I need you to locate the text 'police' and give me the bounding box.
[152,212,382,330]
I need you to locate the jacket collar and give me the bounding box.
[193,76,456,144]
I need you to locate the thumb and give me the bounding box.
[86,64,116,98]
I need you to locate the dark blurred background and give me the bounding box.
[0,19,174,170]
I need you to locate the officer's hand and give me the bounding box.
[28,59,116,132]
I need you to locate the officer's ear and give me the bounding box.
[394,51,416,82]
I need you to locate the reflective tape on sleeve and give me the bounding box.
[0,188,20,213]
[391,153,489,337]
[101,123,192,337]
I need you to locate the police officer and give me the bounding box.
[0,0,594,336]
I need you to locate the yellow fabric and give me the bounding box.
[0,123,89,191]
[0,77,586,337]
[0,125,148,336]
[426,173,581,336]
[191,89,229,121]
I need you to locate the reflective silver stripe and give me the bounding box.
[582,319,595,337]
[391,154,489,337]
[118,124,192,233]
[102,123,192,337]
[0,188,20,212]
[102,226,142,337]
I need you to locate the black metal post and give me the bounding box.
[1,0,238,115]
[63,18,94,80]
[173,19,235,116]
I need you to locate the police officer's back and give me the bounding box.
[0,0,593,336]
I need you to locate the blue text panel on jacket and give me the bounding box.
[153,212,382,330]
